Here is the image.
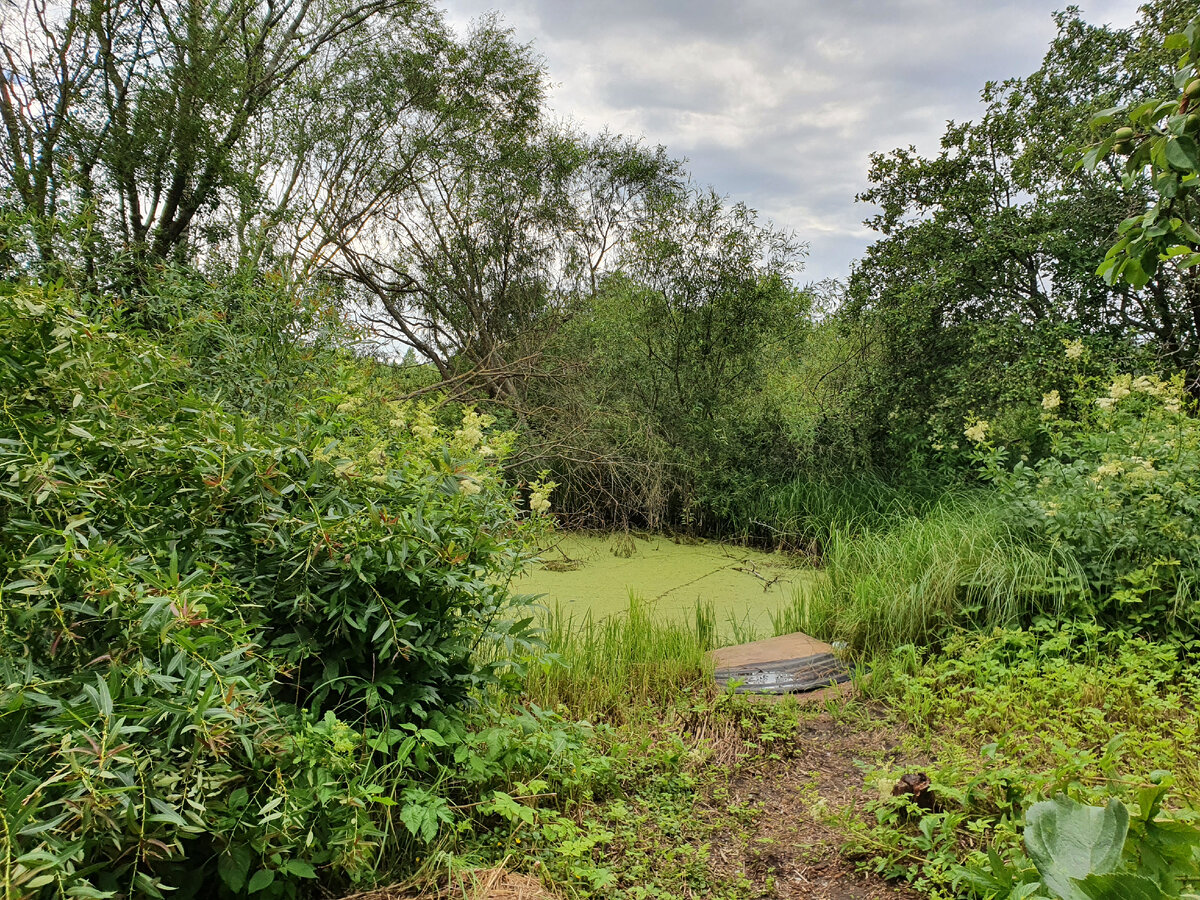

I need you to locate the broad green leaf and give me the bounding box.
[282,859,317,878]
[1073,872,1170,900]
[218,845,252,891]
[1165,136,1200,171]
[247,869,275,893]
[1025,796,1129,900]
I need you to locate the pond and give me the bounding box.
[514,532,814,640]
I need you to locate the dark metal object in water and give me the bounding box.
[713,652,850,695]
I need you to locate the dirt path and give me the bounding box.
[700,705,920,899]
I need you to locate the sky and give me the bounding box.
[438,0,1144,285]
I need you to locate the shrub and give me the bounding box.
[0,281,538,895]
[982,367,1200,643]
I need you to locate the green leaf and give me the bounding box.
[247,869,275,893]
[1073,872,1170,900]
[1165,136,1200,172]
[282,859,317,879]
[218,845,252,891]
[1025,796,1129,900]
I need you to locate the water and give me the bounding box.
[514,532,814,638]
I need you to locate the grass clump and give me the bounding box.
[773,496,1075,654]
[722,471,944,553]
[523,596,717,721]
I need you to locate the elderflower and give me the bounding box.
[1132,375,1160,395]
[1096,461,1122,478]
[527,474,557,515]
[1041,390,1061,411]
[964,419,990,444]
[1065,339,1084,360]
[412,408,437,441]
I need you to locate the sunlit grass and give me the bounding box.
[522,595,719,721]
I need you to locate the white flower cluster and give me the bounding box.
[529,489,551,515]
[964,418,990,444]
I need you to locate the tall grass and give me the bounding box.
[771,495,1079,655]
[523,595,717,720]
[722,471,947,553]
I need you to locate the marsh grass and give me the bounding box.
[772,496,1078,655]
[723,471,946,553]
[522,595,719,720]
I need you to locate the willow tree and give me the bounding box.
[0,0,427,278]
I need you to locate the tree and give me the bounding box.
[515,187,806,527]
[0,0,425,277]
[1085,10,1200,380]
[842,1,1198,466]
[308,23,685,396]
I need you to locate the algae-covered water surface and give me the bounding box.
[515,532,813,637]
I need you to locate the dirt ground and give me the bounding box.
[699,702,921,899]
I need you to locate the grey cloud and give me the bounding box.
[441,0,1143,283]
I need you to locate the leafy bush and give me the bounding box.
[981,366,1200,643]
[854,626,1200,897]
[0,281,541,895]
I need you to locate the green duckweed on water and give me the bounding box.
[514,532,815,640]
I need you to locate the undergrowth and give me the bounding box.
[520,596,717,722]
[846,623,1200,897]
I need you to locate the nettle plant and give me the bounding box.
[966,347,1200,643]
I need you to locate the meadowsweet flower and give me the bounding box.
[459,478,482,496]
[1065,339,1084,360]
[1109,375,1132,400]
[1041,390,1061,411]
[1095,397,1116,411]
[530,491,551,514]
[964,419,990,443]
[1165,397,1182,414]
[1096,461,1122,478]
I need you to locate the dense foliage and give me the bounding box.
[4,0,1200,898]
[0,281,555,895]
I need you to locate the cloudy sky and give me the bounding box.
[438,0,1143,284]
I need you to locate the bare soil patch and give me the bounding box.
[699,698,921,899]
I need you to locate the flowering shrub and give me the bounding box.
[980,353,1200,642]
[0,282,543,895]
